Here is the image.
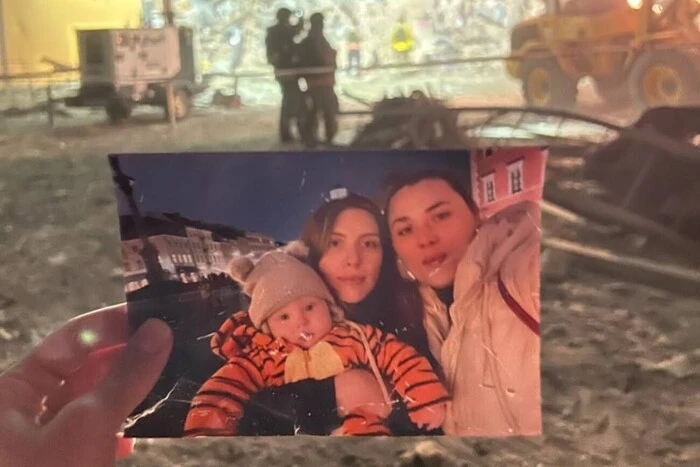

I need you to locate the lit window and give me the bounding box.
[482,173,496,204]
[507,159,524,195]
[486,181,495,202]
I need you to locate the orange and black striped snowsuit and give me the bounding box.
[184,311,448,436]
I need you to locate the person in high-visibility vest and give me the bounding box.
[346,27,362,75]
[390,14,415,63]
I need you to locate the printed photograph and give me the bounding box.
[110,148,545,438]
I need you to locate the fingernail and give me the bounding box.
[133,319,172,354]
[36,334,82,372]
[115,435,135,460]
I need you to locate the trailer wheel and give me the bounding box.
[521,59,578,109]
[105,98,132,124]
[630,50,699,110]
[165,88,192,120]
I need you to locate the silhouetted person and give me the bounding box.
[300,13,338,147]
[266,8,305,143]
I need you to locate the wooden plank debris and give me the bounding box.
[544,185,700,263]
[543,237,700,296]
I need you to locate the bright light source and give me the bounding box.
[627,0,643,9]
[652,4,663,13]
[79,329,99,347]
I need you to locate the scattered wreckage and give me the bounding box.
[343,91,700,296]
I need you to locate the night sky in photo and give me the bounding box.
[111,150,471,242]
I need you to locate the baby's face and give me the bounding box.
[266,296,333,349]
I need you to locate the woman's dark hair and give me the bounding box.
[382,169,478,220]
[300,193,433,361]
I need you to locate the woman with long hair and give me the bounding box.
[232,193,441,436]
[299,193,432,360]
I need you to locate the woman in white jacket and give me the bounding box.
[383,170,542,437]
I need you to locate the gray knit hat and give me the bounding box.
[228,241,343,329]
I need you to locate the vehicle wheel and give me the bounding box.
[165,88,192,120]
[594,75,632,107]
[521,59,578,109]
[105,98,132,124]
[629,50,699,111]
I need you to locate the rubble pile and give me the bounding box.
[349,91,466,149]
[583,106,700,241]
[0,1,546,113]
[154,0,544,73]
[148,0,544,105]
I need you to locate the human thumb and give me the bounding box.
[52,319,173,434]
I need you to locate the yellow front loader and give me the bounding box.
[506,0,700,110]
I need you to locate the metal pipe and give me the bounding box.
[163,0,175,26]
[0,0,8,76]
[46,85,54,128]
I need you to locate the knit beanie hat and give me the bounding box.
[228,241,344,329]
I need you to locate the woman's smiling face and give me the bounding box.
[388,178,478,289]
[318,208,383,304]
